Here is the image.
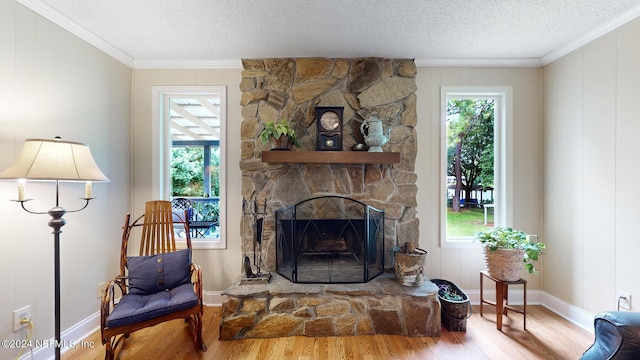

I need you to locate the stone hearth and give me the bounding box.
[220,274,440,340]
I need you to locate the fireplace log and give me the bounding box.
[313,238,347,252]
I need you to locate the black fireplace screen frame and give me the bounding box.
[275,196,384,283]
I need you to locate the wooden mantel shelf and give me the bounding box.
[261,151,400,164]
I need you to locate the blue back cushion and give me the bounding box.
[127,248,191,295]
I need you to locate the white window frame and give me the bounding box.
[151,85,227,250]
[440,86,513,248]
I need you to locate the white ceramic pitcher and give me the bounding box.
[360,115,391,152]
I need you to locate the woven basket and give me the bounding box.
[482,246,524,281]
[432,279,472,331]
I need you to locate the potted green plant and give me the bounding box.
[259,119,300,150]
[474,227,545,281]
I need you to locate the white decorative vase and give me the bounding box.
[360,115,390,152]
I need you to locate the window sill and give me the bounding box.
[441,237,482,248]
[177,238,226,250]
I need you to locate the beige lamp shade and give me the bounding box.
[0,138,109,182]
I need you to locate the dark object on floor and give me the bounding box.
[580,311,640,360]
[432,278,472,331]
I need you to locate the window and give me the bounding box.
[152,86,227,249]
[441,87,513,247]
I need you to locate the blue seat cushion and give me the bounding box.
[106,282,198,328]
[127,248,191,295]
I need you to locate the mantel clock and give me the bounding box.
[315,106,343,151]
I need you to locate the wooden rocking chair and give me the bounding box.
[100,200,206,359]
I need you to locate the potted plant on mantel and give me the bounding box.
[474,227,545,281]
[259,119,300,150]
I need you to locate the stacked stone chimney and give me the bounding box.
[239,57,418,271]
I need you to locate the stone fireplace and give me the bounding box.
[224,57,438,340]
[239,57,419,271]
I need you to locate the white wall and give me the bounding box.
[542,17,640,314]
[0,1,131,358]
[415,67,543,292]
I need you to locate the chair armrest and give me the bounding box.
[580,311,640,360]
[100,276,127,341]
[190,263,203,304]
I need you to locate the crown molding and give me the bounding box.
[17,0,135,67]
[415,57,542,68]
[541,3,640,65]
[134,58,243,69]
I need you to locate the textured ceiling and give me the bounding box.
[21,0,640,67]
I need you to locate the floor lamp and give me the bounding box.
[0,137,108,360]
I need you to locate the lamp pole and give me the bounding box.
[19,181,91,360]
[51,206,64,360]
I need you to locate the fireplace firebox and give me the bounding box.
[276,196,384,283]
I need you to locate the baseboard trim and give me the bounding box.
[204,290,227,307]
[466,289,543,306]
[539,291,595,333]
[466,289,594,333]
[22,292,225,360]
[19,311,100,360]
[20,291,225,360]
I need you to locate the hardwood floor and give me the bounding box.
[64,305,593,360]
